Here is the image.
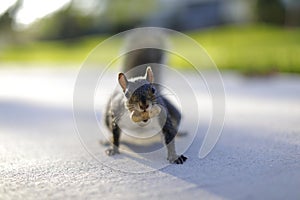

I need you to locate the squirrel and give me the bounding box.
[104,30,187,164]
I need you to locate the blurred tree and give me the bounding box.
[30,0,158,40]
[0,0,22,45]
[284,0,300,26]
[33,1,94,40]
[256,0,285,25]
[102,0,157,33]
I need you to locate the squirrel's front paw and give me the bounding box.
[168,154,187,164]
[105,148,120,156]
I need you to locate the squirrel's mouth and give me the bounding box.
[137,118,151,127]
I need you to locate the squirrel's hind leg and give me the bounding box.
[162,118,187,164]
[105,123,121,156]
[165,140,187,164]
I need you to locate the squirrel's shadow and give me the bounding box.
[98,130,191,170]
[100,139,164,154]
[100,131,187,155]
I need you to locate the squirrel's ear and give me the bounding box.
[145,66,154,83]
[118,73,128,92]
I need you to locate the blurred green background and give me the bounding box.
[1,0,300,75]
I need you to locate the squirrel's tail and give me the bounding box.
[121,29,168,81]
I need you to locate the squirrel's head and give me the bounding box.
[118,66,159,123]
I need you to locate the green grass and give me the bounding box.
[188,24,300,75]
[1,24,300,75]
[0,35,108,64]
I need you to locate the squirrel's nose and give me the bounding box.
[139,103,149,111]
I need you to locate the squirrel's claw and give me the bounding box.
[174,155,188,164]
[168,154,188,164]
[105,148,120,156]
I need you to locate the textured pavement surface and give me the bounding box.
[1,67,300,199]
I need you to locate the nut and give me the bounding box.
[130,105,161,123]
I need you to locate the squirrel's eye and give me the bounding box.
[151,87,156,94]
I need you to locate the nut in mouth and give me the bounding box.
[131,110,150,123]
[130,105,161,123]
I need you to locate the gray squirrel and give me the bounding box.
[104,30,187,164]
